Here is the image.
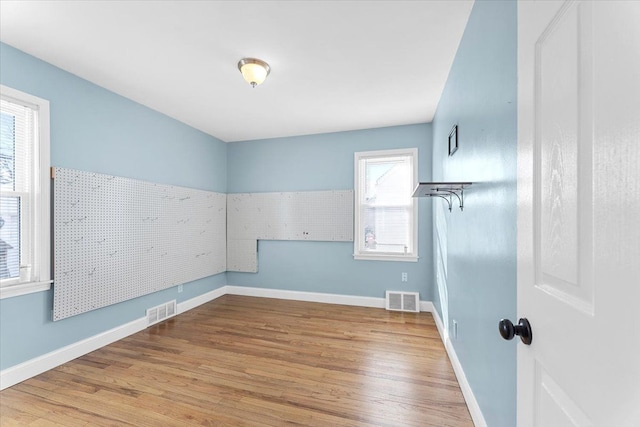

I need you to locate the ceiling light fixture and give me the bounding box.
[237,58,271,88]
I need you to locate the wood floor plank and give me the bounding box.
[0,295,473,426]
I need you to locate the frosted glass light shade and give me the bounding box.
[238,58,270,87]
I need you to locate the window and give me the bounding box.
[0,85,51,299]
[354,148,418,262]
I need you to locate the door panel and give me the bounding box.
[517,1,640,426]
[535,363,592,427]
[536,0,594,314]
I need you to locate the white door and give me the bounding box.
[517,1,640,426]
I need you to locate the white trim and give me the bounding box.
[353,147,419,262]
[0,285,228,390]
[420,300,436,314]
[0,85,51,294]
[36,91,51,288]
[0,280,51,300]
[353,254,418,262]
[1,285,391,390]
[1,280,484,427]
[429,305,487,427]
[225,285,387,308]
[177,286,227,314]
[0,285,435,390]
[0,316,147,390]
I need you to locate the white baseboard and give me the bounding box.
[1,281,485,427]
[428,302,447,340]
[224,285,387,308]
[420,300,435,313]
[0,316,147,390]
[0,285,438,391]
[177,286,227,314]
[1,285,228,391]
[429,306,487,427]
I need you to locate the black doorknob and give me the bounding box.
[499,318,532,345]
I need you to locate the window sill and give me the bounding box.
[0,280,52,300]
[353,254,419,262]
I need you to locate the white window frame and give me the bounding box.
[0,85,51,299]
[353,148,418,262]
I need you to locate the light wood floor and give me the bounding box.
[0,295,473,426]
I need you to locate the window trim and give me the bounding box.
[0,85,51,299]
[353,148,418,262]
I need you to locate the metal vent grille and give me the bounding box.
[146,300,177,326]
[403,293,418,312]
[167,301,176,317]
[385,291,419,312]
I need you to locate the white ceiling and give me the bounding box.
[0,1,473,142]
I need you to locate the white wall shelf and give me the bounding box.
[412,182,473,212]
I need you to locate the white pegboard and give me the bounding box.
[53,168,226,321]
[227,190,353,272]
[227,239,258,273]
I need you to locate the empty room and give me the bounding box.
[0,1,638,426]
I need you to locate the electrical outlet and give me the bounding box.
[178,284,183,293]
[453,320,458,339]
[401,272,408,282]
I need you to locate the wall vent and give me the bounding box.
[385,291,420,312]
[146,300,177,326]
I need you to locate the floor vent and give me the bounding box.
[385,291,420,312]
[146,300,177,326]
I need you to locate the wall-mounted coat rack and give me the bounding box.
[412,182,473,212]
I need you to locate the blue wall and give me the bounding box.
[0,43,228,370]
[227,125,434,300]
[431,1,517,426]
[2,5,519,422]
[0,42,434,371]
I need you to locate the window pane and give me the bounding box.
[364,161,395,200]
[363,157,411,205]
[0,112,16,192]
[0,196,20,280]
[0,98,33,194]
[0,86,49,290]
[355,148,417,260]
[363,206,410,253]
